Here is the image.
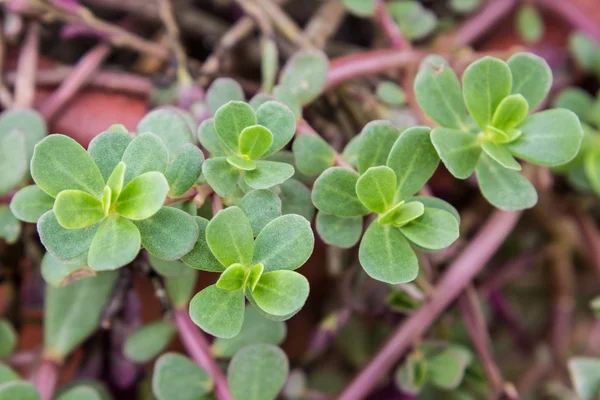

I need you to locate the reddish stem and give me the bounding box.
[30,358,60,400]
[374,0,409,50]
[14,22,39,109]
[212,193,223,216]
[452,0,517,47]
[338,209,522,400]
[39,43,111,121]
[174,308,233,400]
[535,0,600,43]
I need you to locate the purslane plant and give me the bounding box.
[415,53,583,210]
[312,121,460,284]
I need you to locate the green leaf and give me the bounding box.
[87,131,132,181]
[398,208,459,250]
[124,321,175,362]
[356,166,396,213]
[380,200,424,227]
[239,189,282,236]
[10,185,54,223]
[41,252,93,288]
[45,272,118,358]
[376,82,406,105]
[206,78,246,116]
[239,125,273,160]
[214,101,257,153]
[340,0,375,16]
[133,207,199,260]
[415,55,468,130]
[137,107,195,156]
[463,56,512,130]
[149,254,189,277]
[569,357,600,400]
[115,171,169,220]
[244,160,294,189]
[570,32,600,75]
[121,132,169,185]
[388,1,437,40]
[261,38,278,93]
[0,130,27,195]
[387,126,439,201]
[181,217,224,272]
[273,86,302,120]
[227,155,256,171]
[585,150,600,194]
[253,214,314,272]
[152,353,213,400]
[106,162,125,204]
[359,222,418,284]
[316,212,362,248]
[249,93,276,111]
[251,270,309,317]
[507,109,583,166]
[292,134,335,176]
[165,144,204,198]
[481,141,521,170]
[217,264,246,290]
[553,88,595,124]
[32,135,105,198]
[0,319,16,358]
[516,5,543,44]
[198,119,232,157]
[244,263,264,291]
[0,108,46,161]
[56,386,102,400]
[0,382,40,400]
[279,50,328,105]
[53,190,105,229]
[395,352,428,395]
[207,206,254,267]
[449,0,482,14]
[227,344,289,400]
[278,179,315,221]
[475,153,537,210]
[0,206,20,244]
[508,53,552,110]
[357,120,400,174]
[88,215,141,271]
[256,101,296,158]
[430,128,481,179]
[189,285,245,338]
[0,364,19,385]
[166,268,198,308]
[202,157,241,197]
[212,306,286,358]
[491,94,529,131]
[312,167,368,217]
[428,346,472,390]
[38,211,99,261]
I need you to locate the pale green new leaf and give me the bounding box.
[165,144,204,198]
[312,167,368,217]
[106,162,125,204]
[87,132,132,181]
[585,150,600,194]
[115,171,169,220]
[121,132,169,185]
[356,166,396,213]
[316,212,362,248]
[239,189,282,236]
[239,125,273,160]
[202,157,240,197]
[189,285,245,338]
[0,382,40,400]
[279,50,328,105]
[88,215,141,270]
[256,101,297,157]
[53,190,105,229]
[206,78,245,116]
[359,222,418,284]
[227,155,256,171]
[383,201,424,227]
[0,319,15,358]
[227,344,289,400]
[124,321,175,362]
[251,270,309,317]
[253,214,314,272]
[398,208,459,250]
[217,264,246,291]
[214,101,257,153]
[569,357,600,400]
[475,153,537,210]
[481,141,521,170]
[38,211,99,261]
[41,252,94,288]
[244,160,294,189]
[207,206,254,267]
[152,353,213,400]
[32,135,105,197]
[491,94,529,131]
[508,52,552,110]
[292,134,335,176]
[0,130,27,195]
[430,128,481,179]
[181,217,224,272]
[9,185,54,223]
[137,107,195,156]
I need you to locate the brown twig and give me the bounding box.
[157,0,192,84]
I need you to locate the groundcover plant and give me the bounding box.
[1,1,600,400]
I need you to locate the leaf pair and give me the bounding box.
[199,101,296,196]
[415,53,583,210]
[189,206,314,338]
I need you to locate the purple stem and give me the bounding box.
[452,0,517,47]
[535,0,600,43]
[338,209,522,400]
[14,22,39,109]
[374,0,409,50]
[174,308,233,400]
[488,290,532,351]
[30,358,60,400]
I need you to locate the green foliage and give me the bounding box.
[136,107,196,156]
[387,1,437,40]
[449,0,482,14]
[312,167,368,217]
[568,357,600,400]
[292,134,335,176]
[181,217,223,272]
[239,189,282,236]
[166,269,198,308]
[376,82,406,106]
[41,252,93,288]
[56,386,102,400]
[124,321,175,362]
[165,144,204,198]
[316,212,362,248]
[0,381,40,400]
[227,344,289,400]
[0,319,16,358]
[206,78,245,116]
[516,4,544,44]
[0,206,20,244]
[0,364,19,384]
[152,353,213,400]
[9,185,54,223]
[570,32,600,77]
[340,0,375,16]
[278,50,328,107]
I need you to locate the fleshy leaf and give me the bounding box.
[55,386,102,400]
[206,78,245,116]
[384,201,424,227]
[121,133,169,185]
[0,382,40,400]
[0,319,16,358]
[585,150,600,194]
[115,171,169,220]
[292,134,335,176]
[279,50,328,106]
[516,4,544,44]
[133,207,199,260]
[356,166,396,213]
[553,88,595,124]
[357,120,401,174]
[359,222,418,284]
[387,0,437,40]
[32,135,105,197]
[106,162,125,204]
[376,82,406,105]
[570,32,600,75]
[508,52,552,110]
[256,101,297,157]
[214,101,257,153]
[165,144,204,198]
[491,94,529,131]
[278,179,315,221]
[316,212,362,248]
[41,252,94,288]
[137,107,195,156]
[481,141,521,170]
[227,155,256,171]
[507,109,583,166]
[189,285,245,338]
[568,357,600,400]
[312,167,368,217]
[395,352,428,395]
[202,157,240,197]
[0,130,27,195]
[340,0,375,16]
[244,160,295,189]
[227,344,289,400]
[166,269,198,309]
[10,185,54,223]
[428,346,472,390]
[152,353,213,400]
[0,108,46,160]
[0,364,19,385]
[181,217,224,272]
[38,211,99,261]
[430,128,481,179]
[53,190,105,229]
[149,254,187,276]
[0,207,20,244]
[207,206,254,267]
[239,125,273,160]
[253,214,314,272]
[88,215,141,271]
[387,126,439,201]
[398,208,459,250]
[87,131,132,181]
[463,56,512,131]
[251,270,309,316]
[197,119,232,157]
[124,321,175,362]
[216,264,246,291]
[475,153,537,210]
[239,189,282,236]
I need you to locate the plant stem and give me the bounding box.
[157,0,192,85]
[212,193,223,216]
[174,308,232,400]
[30,358,60,400]
[374,0,409,50]
[451,0,517,47]
[325,50,423,91]
[338,209,522,400]
[39,43,111,121]
[13,22,39,109]
[534,0,600,43]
